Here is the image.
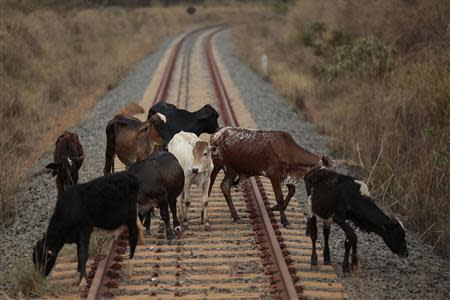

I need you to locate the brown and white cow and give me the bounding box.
[103,113,167,174]
[168,131,214,230]
[45,131,84,196]
[209,127,334,228]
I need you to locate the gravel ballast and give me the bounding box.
[0,38,175,291]
[2,28,449,300]
[215,29,450,299]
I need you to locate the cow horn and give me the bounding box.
[396,217,405,230]
[27,168,51,179]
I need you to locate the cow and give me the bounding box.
[147,102,219,142]
[45,131,84,197]
[304,167,408,274]
[103,113,167,174]
[209,127,334,228]
[32,172,142,286]
[168,131,214,230]
[127,151,184,242]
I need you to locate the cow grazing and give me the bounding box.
[103,113,167,174]
[209,127,334,228]
[128,151,184,242]
[45,131,84,196]
[33,172,142,285]
[168,131,214,230]
[304,167,408,274]
[148,102,219,142]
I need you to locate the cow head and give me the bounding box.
[149,112,172,147]
[197,104,220,134]
[45,155,84,190]
[136,114,166,161]
[192,141,212,174]
[32,237,60,277]
[381,217,408,258]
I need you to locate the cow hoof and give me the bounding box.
[282,222,291,229]
[310,264,318,272]
[145,229,151,236]
[342,265,351,275]
[204,223,211,231]
[271,204,279,211]
[234,218,243,224]
[175,226,182,234]
[324,259,332,265]
[182,223,189,231]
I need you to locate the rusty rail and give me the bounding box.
[204,27,302,299]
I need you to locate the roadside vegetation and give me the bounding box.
[0,0,270,224]
[232,0,450,256]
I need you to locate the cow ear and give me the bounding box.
[73,155,85,165]
[45,162,61,176]
[197,105,215,120]
[137,123,150,136]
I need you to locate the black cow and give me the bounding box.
[304,167,408,274]
[33,172,141,285]
[128,151,184,242]
[45,131,84,196]
[148,102,219,142]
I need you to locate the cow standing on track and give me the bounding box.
[128,151,184,242]
[33,172,141,286]
[45,131,84,197]
[168,131,214,230]
[148,102,220,142]
[304,167,408,274]
[103,113,167,174]
[209,127,334,228]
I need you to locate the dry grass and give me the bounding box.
[232,0,450,256]
[0,3,271,224]
[7,263,63,299]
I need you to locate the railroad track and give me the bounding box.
[47,26,346,300]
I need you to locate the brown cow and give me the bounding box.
[209,127,334,228]
[45,131,84,196]
[103,113,167,174]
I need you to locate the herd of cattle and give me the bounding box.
[32,102,408,285]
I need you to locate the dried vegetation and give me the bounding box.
[0,2,270,224]
[233,0,450,256]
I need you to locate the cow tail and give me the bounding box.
[104,120,116,174]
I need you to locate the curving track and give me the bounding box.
[47,26,346,300]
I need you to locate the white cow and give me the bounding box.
[168,131,213,230]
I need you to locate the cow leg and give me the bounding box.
[335,218,357,274]
[128,218,139,258]
[159,201,173,243]
[201,177,211,230]
[76,228,92,285]
[306,216,318,270]
[144,210,151,235]
[270,176,290,228]
[220,170,241,223]
[169,195,181,235]
[323,222,332,265]
[56,177,64,197]
[271,183,295,211]
[182,177,192,229]
[208,165,221,196]
[136,216,145,245]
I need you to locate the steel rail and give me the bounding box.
[84,25,224,300]
[204,27,301,300]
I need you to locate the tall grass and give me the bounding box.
[0,3,272,224]
[232,0,450,256]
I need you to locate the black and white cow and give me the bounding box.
[147,102,219,142]
[304,167,408,274]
